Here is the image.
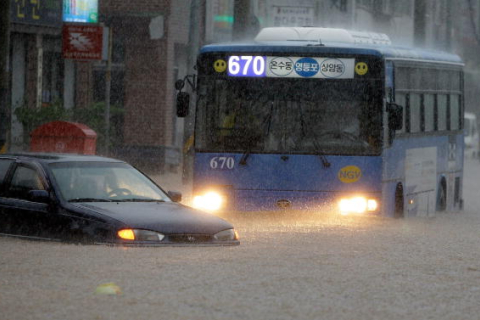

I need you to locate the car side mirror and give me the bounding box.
[176,92,190,118]
[387,102,403,131]
[28,190,50,204]
[168,191,182,203]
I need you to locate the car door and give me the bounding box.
[0,162,54,239]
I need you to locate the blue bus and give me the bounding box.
[176,27,464,218]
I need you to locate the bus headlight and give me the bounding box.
[192,191,224,212]
[339,196,378,215]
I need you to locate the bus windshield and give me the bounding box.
[195,77,383,155]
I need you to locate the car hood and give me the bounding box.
[71,202,233,235]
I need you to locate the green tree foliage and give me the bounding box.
[14,101,124,149]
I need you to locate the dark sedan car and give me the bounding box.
[0,153,239,246]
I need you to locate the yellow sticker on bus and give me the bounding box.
[214,59,227,72]
[338,165,362,183]
[355,62,368,75]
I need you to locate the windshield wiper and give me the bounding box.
[69,198,113,203]
[239,146,251,166]
[112,199,166,202]
[298,103,331,168]
[240,101,275,166]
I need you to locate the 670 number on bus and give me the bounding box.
[228,56,266,77]
[210,157,235,169]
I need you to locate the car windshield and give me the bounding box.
[48,161,170,202]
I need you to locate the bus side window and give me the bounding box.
[410,93,421,133]
[424,94,435,132]
[395,92,406,134]
[450,94,460,131]
[437,94,448,131]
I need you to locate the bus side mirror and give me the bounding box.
[387,103,403,131]
[176,92,190,118]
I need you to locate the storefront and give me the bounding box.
[9,0,65,151]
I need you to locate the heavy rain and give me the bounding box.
[2,0,480,319]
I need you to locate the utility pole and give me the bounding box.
[182,0,206,185]
[0,0,10,153]
[414,0,426,48]
[232,0,251,40]
[232,0,259,41]
[104,26,113,155]
[445,0,452,52]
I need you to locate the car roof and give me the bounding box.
[0,152,125,164]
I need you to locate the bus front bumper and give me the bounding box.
[191,188,381,215]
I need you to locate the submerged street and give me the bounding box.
[2,1,480,319]
[1,159,480,320]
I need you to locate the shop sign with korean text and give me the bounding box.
[62,24,107,61]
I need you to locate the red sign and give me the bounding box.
[62,24,104,60]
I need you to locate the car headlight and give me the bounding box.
[117,229,165,241]
[338,197,378,215]
[214,229,239,241]
[192,191,224,212]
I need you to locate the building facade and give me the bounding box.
[92,0,193,172]
[5,0,480,172]
[7,0,194,173]
[206,0,415,45]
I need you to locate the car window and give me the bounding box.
[0,159,13,184]
[49,162,169,202]
[7,165,46,201]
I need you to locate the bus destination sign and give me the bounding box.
[227,56,355,79]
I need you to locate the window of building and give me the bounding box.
[93,35,125,105]
[42,37,64,105]
[391,0,412,16]
[92,35,125,146]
